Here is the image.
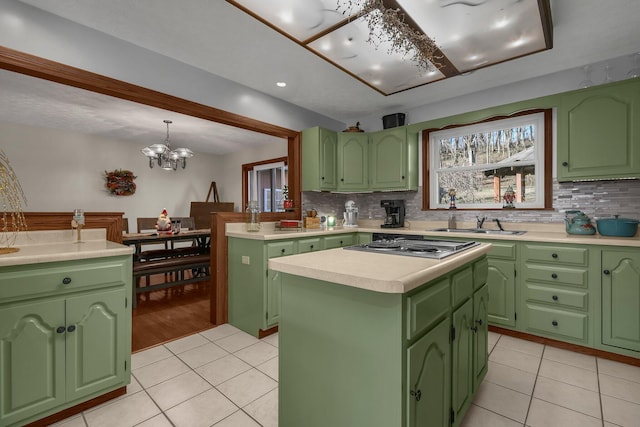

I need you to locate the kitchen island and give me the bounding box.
[0,229,133,426]
[269,242,491,427]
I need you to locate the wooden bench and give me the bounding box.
[132,253,210,307]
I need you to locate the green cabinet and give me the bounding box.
[228,233,359,336]
[337,132,369,191]
[301,126,418,193]
[521,243,592,345]
[557,79,640,181]
[279,257,487,427]
[407,317,451,427]
[486,242,517,327]
[601,249,640,352]
[369,128,418,191]
[302,126,338,191]
[0,256,131,427]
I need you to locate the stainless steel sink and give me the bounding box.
[429,228,526,235]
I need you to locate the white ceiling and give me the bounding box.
[6,0,640,154]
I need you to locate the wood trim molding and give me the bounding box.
[21,212,124,243]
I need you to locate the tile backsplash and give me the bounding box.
[302,179,640,224]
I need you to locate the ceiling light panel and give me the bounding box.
[232,0,346,41]
[308,17,444,93]
[397,0,548,72]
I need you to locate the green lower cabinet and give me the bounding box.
[602,249,640,352]
[279,257,488,427]
[0,256,131,427]
[407,317,451,427]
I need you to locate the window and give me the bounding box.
[243,157,288,212]
[423,109,552,210]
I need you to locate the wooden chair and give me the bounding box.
[122,218,129,234]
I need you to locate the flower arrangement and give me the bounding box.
[105,169,137,196]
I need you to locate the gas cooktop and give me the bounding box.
[344,234,479,259]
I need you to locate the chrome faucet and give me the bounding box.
[476,216,486,229]
[494,218,505,231]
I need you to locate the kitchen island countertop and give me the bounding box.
[268,242,492,294]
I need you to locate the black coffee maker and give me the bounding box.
[380,199,405,228]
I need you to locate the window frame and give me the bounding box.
[421,108,553,210]
[242,156,288,213]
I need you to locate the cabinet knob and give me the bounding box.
[339,240,343,245]
[552,295,559,301]
[281,248,286,254]
[321,176,325,180]
[410,389,422,401]
[62,277,72,285]
[551,253,558,259]
[471,326,478,332]
[56,326,66,334]
[310,245,314,249]
[551,273,558,279]
[67,325,76,333]
[603,269,611,275]
[562,161,568,167]
[401,175,405,180]
[476,319,483,326]
[552,320,558,326]
[341,178,344,182]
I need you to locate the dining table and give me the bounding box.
[122,228,211,255]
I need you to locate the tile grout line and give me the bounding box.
[521,343,545,426]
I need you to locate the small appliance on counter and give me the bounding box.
[381,199,405,228]
[343,200,359,228]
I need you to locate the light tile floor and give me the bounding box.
[52,326,640,427]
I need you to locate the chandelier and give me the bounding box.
[337,0,442,72]
[141,120,194,170]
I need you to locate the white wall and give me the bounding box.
[2,122,289,228]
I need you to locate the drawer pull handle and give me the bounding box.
[551,253,558,259]
[281,249,286,254]
[552,295,558,301]
[552,320,558,326]
[410,389,422,401]
[56,326,66,334]
[551,273,558,279]
[603,269,610,275]
[67,325,76,333]
[62,277,72,285]
[310,245,314,249]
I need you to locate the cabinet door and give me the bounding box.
[369,128,408,190]
[302,127,337,191]
[558,80,640,181]
[487,258,516,327]
[451,299,473,427]
[66,288,128,401]
[473,284,489,392]
[264,241,296,329]
[337,132,369,191]
[407,317,451,427]
[0,299,66,426]
[602,250,640,351]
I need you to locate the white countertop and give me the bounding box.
[0,229,133,267]
[269,243,492,294]
[227,220,640,247]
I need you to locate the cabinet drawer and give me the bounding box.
[525,284,588,310]
[451,266,474,307]
[323,234,355,249]
[489,242,516,260]
[298,238,321,253]
[0,258,128,301]
[523,245,588,266]
[267,241,296,258]
[406,278,450,340]
[473,258,488,290]
[523,264,588,288]
[525,305,588,343]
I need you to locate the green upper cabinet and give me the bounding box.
[302,126,337,191]
[369,128,418,191]
[302,126,418,193]
[557,78,640,181]
[337,132,369,191]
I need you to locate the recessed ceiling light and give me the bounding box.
[276,82,287,87]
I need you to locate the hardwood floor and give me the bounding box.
[132,275,214,353]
